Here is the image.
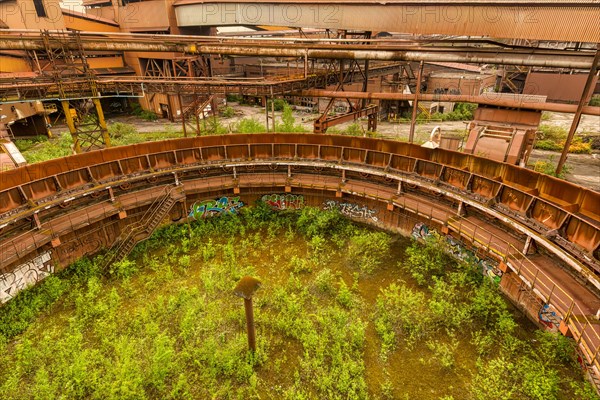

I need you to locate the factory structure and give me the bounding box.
[1,0,600,391]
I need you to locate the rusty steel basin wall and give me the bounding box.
[1,134,599,284]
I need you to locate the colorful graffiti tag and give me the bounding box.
[412,223,564,330]
[539,303,561,330]
[189,196,244,220]
[324,200,378,222]
[0,251,53,304]
[262,194,305,210]
[412,223,503,283]
[411,222,430,240]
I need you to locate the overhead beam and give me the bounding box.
[174,2,600,43]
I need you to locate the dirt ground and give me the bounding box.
[100,107,599,191]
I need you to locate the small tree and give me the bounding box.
[276,105,308,132]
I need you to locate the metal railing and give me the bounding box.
[448,216,600,376]
[102,185,177,268]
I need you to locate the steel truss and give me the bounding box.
[314,30,379,133]
[25,30,111,152]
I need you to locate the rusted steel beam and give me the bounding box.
[194,45,594,69]
[0,38,188,53]
[297,90,600,116]
[314,105,378,133]
[408,61,423,143]
[0,63,396,102]
[556,46,600,176]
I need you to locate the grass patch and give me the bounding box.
[535,125,592,154]
[0,206,594,399]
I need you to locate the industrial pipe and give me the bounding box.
[0,31,595,69]
[296,90,600,117]
[196,45,594,69]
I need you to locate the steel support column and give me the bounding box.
[61,100,79,154]
[408,61,424,143]
[556,46,600,176]
[92,98,111,148]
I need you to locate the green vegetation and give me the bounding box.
[15,133,74,163]
[108,122,138,138]
[235,118,267,133]
[110,127,183,146]
[428,103,478,122]
[325,121,380,137]
[342,122,364,136]
[589,95,600,107]
[220,105,236,118]
[15,127,187,163]
[390,102,476,123]
[12,135,48,153]
[535,125,592,154]
[275,104,308,132]
[131,102,158,121]
[234,104,308,133]
[226,94,244,103]
[200,117,229,135]
[532,156,572,179]
[267,98,288,112]
[0,206,594,399]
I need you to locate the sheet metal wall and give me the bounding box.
[0,133,598,265]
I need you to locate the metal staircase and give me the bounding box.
[418,103,431,118]
[103,185,184,268]
[180,95,215,136]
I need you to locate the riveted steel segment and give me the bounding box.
[1,134,598,273]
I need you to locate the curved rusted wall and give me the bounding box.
[3,133,600,389]
[1,133,599,303]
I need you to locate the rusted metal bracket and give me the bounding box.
[314,105,378,133]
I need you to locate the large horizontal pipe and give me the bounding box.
[0,38,188,53]
[297,90,600,116]
[197,45,594,69]
[0,33,595,69]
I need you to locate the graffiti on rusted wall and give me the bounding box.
[323,200,378,222]
[189,196,244,220]
[411,222,503,283]
[262,194,304,210]
[539,303,561,330]
[57,234,106,267]
[0,251,53,304]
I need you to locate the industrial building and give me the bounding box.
[1,0,600,392]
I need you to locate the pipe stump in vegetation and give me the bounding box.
[233,276,262,352]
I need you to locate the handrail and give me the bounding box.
[102,185,176,268]
[2,144,597,277]
[1,152,599,384]
[447,215,600,375]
